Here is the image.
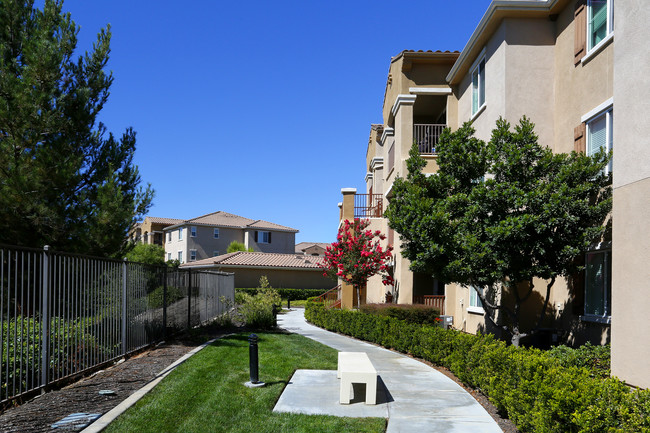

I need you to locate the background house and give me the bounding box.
[295,242,330,256]
[181,251,334,290]
[130,217,183,247]
[163,211,298,264]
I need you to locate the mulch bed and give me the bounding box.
[0,319,519,433]
[0,326,228,433]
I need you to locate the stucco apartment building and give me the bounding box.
[339,0,649,388]
[163,211,298,264]
[130,217,183,247]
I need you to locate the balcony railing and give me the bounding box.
[354,193,383,218]
[414,124,445,154]
[413,295,445,315]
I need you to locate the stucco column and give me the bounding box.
[340,188,357,309]
[391,94,416,176]
[341,188,356,222]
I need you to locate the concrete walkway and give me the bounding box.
[275,309,501,433]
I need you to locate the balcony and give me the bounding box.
[414,124,445,154]
[354,193,383,218]
[413,295,445,315]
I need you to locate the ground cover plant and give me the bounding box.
[305,301,650,433]
[104,332,386,433]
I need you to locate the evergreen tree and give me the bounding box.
[385,118,611,346]
[0,0,153,257]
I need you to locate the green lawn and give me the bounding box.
[105,332,386,433]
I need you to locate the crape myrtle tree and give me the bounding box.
[0,0,153,257]
[385,117,611,346]
[322,219,394,308]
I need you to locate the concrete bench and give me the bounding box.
[337,352,378,405]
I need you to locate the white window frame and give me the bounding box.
[213,228,220,239]
[258,231,271,244]
[190,226,197,237]
[177,251,183,263]
[587,0,614,53]
[189,249,197,261]
[178,227,183,241]
[167,252,172,261]
[471,51,486,118]
[467,286,485,315]
[167,232,171,242]
[584,105,613,175]
[582,249,611,323]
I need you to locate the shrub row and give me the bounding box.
[305,301,650,433]
[236,288,326,301]
[360,303,440,325]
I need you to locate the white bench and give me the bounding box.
[337,352,378,405]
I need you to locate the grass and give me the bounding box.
[285,299,308,308]
[104,332,386,433]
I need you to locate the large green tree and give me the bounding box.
[0,0,153,257]
[385,118,611,346]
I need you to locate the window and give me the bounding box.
[167,232,171,242]
[255,231,271,244]
[213,228,220,239]
[471,57,485,115]
[213,250,219,257]
[588,0,613,51]
[190,249,197,261]
[190,226,197,237]
[468,286,484,314]
[167,252,172,261]
[586,109,613,174]
[177,251,183,263]
[584,250,611,318]
[178,228,183,241]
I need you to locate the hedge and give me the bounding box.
[305,301,650,433]
[236,288,326,301]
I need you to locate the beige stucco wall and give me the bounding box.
[186,226,244,261]
[215,266,335,291]
[164,226,187,262]
[245,229,296,254]
[611,0,650,389]
[553,2,614,154]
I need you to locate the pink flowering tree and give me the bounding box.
[322,219,394,307]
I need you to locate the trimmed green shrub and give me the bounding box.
[147,285,186,309]
[305,301,650,433]
[360,303,440,325]
[236,288,326,301]
[548,342,611,379]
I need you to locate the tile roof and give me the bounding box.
[144,217,184,225]
[181,252,326,270]
[170,211,298,232]
[295,242,331,253]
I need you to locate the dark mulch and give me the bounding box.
[0,326,229,433]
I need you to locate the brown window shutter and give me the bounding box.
[571,255,586,315]
[574,123,586,153]
[254,231,258,242]
[574,0,587,65]
[268,232,272,243]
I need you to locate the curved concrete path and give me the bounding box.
[276,309,501,433]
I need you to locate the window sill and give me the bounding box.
[467,306,485,315]
[581,32,614,66]
[580,314,611,325]
[470,104,487,122]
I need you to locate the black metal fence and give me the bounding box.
[0,244,234,405]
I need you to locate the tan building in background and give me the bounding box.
[163,211,298,264]
[130,216,183,247]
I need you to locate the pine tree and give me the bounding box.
[0,0,153,257]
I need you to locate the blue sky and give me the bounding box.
[60,0,489,244]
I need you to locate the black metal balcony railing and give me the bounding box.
[414,124,445,154]
[354,193,383,218]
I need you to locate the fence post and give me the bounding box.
[40,246,50,391]
[122,259,127,356]
[163,266,167,340]
[187,268,192,330]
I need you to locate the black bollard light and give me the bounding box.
[245,334,265,388]
[287,299,291,310]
